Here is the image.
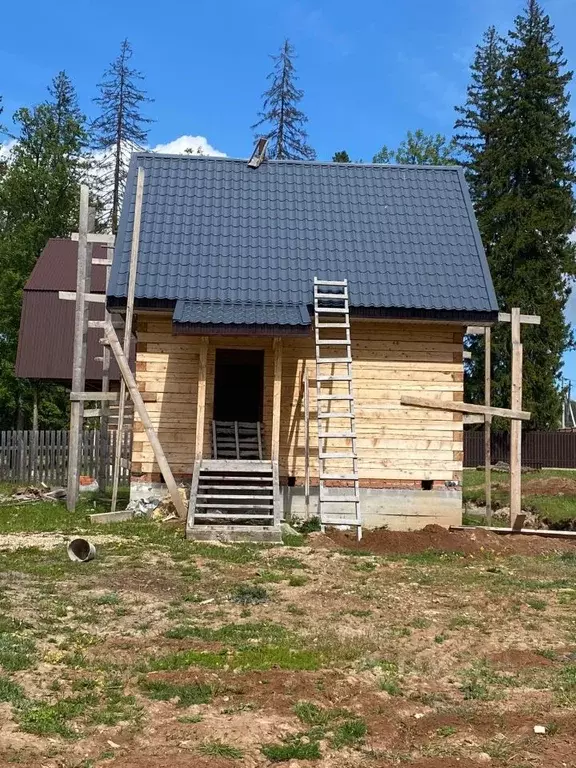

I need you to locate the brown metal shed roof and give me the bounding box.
[15,238,125,384]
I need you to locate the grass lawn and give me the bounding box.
[463,468,576,525]
[1,499,576,766]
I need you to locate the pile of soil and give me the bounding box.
[522,476,576,496]
[322,524,576,556]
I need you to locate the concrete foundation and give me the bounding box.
[130,480,462,532]
[283,486,462,531]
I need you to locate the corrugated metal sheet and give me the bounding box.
[109,153,499,320]
[173,299,311,327]
[16,238,130,383]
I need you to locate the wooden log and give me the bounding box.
[484,326,492,525]
[112,168,144,512]
[105,322,186,517]
[71,232,115,244]
[70,392,119,402]
[400,395,530,421]
[304,374,310,517]
[194,336,209,461]
[510,308,523,526]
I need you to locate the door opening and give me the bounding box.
[213,349,264,423]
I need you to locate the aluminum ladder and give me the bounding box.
[313,277,362,540]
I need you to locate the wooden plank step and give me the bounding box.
[198,485,273,491]
[319,431,356,439]
[196,503,274,509]
[318,412,354,419]
[319,452,357,459]
[199,475,273,482]
[320,474,358,480]
[201,460,272,471]
[317,394,353,401]
[194,513,275,520]
[197,494,274,500]
[320,495,360,503]
[317,376,352,382]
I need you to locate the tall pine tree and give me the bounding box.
[0,72,88,427]
[92,39,152,232]
[455,27,506,407]
[460,1,576,429]
[333,150,350,162]
[252,39,315,161]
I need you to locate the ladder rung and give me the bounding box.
[317,395,353,401]
[318,376,352,382]
[320,452,357,459]
[317,358,352,364]
[319,431,355,439]
[316,340,349,345]
[199,475,272,481]
[316,323,350,329]
[320,495,360,503]
[315,307,348,314]
[315,293,348,300]
[321,518,361,526]
[321,474,358,480]
[314,279,348,286]
[318,412,354,419]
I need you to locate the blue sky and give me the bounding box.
[1,0,575,384]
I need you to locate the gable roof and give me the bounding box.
[16,238,125,384]
[108,153,499,328]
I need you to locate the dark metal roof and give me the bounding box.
[173,300,310,327]
[109,153,499,323]
[15,238,123,384]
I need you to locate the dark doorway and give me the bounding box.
[213,349,264,423]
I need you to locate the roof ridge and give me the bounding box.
[133,150,462,172]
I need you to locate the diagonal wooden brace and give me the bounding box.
[104,321,187,518]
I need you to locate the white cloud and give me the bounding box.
[0,139,16,160]
[151,135,226,157]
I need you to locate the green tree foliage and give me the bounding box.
[460,1,576,428]
[252,39,315,161]
[92,39,152,233]
[332,150,350,162]
[0,72,87,428]
[373,129,457,165]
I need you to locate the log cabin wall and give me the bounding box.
[131,313,465,490]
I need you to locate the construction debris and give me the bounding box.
[127,487,188,521]
[0,486,67,506]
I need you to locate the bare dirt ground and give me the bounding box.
[1,524,576,767]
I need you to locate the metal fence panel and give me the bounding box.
[464,430,576,469]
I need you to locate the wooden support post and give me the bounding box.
[484,326,492,525]
[272,338,283,464]
[195,337,209,461]
[304,373,310,518]
[98,244,113,493]
[104,322,187,518]
[111,166,145,513]
[510,308,522,526]
[67,186,90,512]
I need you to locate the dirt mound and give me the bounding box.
[322,523,576,556]
[522,476,576,496]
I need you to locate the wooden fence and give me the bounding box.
[0,430,132,486]
[464,430,576,469]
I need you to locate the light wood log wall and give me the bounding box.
[131,314,465,484]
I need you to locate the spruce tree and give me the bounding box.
[92,39,152,232]
[252,39,315,161]
[0,73,88,427]
[467,1,576,429]
[455,27,505,407]
[333,150,350,162]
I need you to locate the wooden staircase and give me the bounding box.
[186,460,282,542]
